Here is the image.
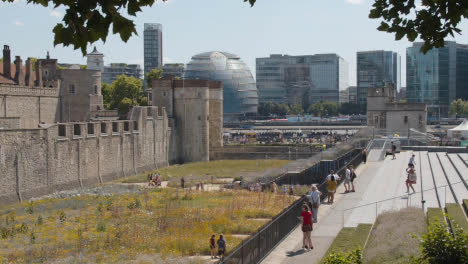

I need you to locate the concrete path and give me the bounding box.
[261,151,426,264]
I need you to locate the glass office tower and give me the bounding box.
[256,54,348,105]
[184,51,258,114]
[143,23,163,81]
[406,41,468,116]
[356,50,401,106]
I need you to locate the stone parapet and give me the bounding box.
[0,84,59,97]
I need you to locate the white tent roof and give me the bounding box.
[450,119,468,131]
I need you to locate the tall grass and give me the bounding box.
[0,189,296,263]
[120,160,291,184]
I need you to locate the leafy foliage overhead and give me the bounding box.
[247,0,468,53]
[1,0,169,55]
[4,0,466,54]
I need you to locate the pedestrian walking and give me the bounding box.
[391,142,396,160]
[408,154,416,168]
[344,166,351,193]
[210,235,217,259]
[350,165,357,192]
[362,149,367,164]
[147,173,153,187]
[327,175,340,204]
[298,204,313,251]
[326,170,339,181]
[406,166,417,193]
[217,234,226,260]
[307,185,321,223]
[181,177,185,189]
[271,182,278,194]
[289,185,294,196]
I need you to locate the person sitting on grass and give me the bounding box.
[327,175,340,204]
[210,234,217,259]
[217,234,226,260]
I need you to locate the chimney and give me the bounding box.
[25,58,33,86]
[14,56,25,86]
[35,60,43,87]
[3,45,11,79]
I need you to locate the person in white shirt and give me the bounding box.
[307,185,322,223]
[326,170,338,181]
[344,166,351,193]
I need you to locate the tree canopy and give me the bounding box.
[1,0,466,54]
[104,75,147,114]
[449,99,468,115]
[145,69,164,88]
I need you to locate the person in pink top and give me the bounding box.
[299,203,314,251]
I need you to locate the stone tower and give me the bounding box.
[86,47,104,72]
[152,78,223,163]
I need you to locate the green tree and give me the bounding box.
[110,75,143,113]
[258,102,275,116]
[102,83,113,110]
[322,102,339,117]
[273,103,290,116]
[145,69,164,88]
[450,99,468,115]
[2,0,465,54]
[118,97,133,114]
[289,104,304,115]
[308,102,324,117]
[411,218,468,264]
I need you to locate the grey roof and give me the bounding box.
[192,51,240,59]
[88,47,103,56]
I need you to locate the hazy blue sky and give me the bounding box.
[1,0,468,86]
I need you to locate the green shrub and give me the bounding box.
[36,215,43,226]
[323,248,362,264]
[411,217,468,264]
[96,221,106,232]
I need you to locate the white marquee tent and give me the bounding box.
[448,119,468,138]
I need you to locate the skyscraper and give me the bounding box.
[356,50,401,106]
[256,54,348,106]
[406,41,468,116]
[143,23,163,81]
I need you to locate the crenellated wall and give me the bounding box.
[0,106,169,203]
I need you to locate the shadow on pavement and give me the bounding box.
[286,249,307,257]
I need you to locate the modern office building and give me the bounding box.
[356,50,401,106]
[407,41,468,116]
[339,89,349,103]
[102,63,143,84]
[184,51,258,115]
[256,54,348,106]
[162,63,185,78]
[347,86,358,104]
[143,23,163,84]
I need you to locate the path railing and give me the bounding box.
[341,180,465,228]
[220,149,364,264]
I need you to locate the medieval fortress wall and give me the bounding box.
[0,46,223,204]
[0,106,170,203]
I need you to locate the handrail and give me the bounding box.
[342,180,464,212]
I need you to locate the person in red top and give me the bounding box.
[299,203,314,251]
[209,234,216,259]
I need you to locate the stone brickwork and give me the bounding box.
[367,85,427,134]
[0,106,169,203]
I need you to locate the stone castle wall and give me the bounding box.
[0,106,169,203]
[0,84,60,129]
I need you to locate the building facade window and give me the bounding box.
[69,84,75,94]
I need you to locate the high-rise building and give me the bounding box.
[162,63,185,78]
[256,54,348,106]
[407,41,468,116]
[347,86,358,104]
[356,50,401,106]
[102,63,143,84]
[143,23,163,81]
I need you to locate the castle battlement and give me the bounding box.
[0,83,59,97]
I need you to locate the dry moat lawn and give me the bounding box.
[0,188,296,263]
[120,159,291,184]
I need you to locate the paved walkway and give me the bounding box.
[261,151,425,264]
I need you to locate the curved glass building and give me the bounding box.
[184,51,258,114]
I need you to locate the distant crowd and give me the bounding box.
[225,131,353,145]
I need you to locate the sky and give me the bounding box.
[1,0,468,87]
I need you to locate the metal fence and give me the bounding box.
[220,149,364,264]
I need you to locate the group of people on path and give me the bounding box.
[147,173,162,187]
[209,234,227,260]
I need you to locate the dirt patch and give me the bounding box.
[364,207,426,264]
